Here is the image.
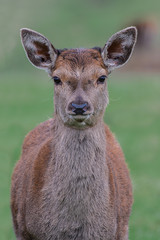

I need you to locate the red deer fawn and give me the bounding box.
[11,27,137,240]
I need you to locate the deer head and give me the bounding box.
[21,27,137,129]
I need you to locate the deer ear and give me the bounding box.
[20,28,58,73]
[101,27,137,71]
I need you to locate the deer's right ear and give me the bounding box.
[20,28,58,73]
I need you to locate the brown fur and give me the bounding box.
[11,119,132,240]
[11,27,137,240]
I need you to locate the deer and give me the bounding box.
[11,26,137,240]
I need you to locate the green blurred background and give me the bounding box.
[0,0,160,239]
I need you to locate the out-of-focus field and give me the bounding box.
[1,71,160,239]
[0,0,160,239]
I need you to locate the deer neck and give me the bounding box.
[52,116,108,174]
[42,117,114,239]
[50,116,109,207]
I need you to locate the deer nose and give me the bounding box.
[70,102,88,115]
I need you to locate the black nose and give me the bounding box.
[71,102,88,115]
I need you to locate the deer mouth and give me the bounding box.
[67,113,93,127]
[63,109,94,128]
[69,114,91,122]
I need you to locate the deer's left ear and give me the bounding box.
[101,27,137,71]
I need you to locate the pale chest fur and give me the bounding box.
[29,123,117,239]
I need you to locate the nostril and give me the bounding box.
[70,102,89,115]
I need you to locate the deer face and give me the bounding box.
[20,27,137,129]
[52,49,109,128]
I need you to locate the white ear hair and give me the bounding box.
[21,28,58,74]
[101,26,137,71]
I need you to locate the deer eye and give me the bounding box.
[53,76,62,85]
[97,75,107,84]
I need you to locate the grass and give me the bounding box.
[1,0,160,71]
[106,73,160,239]
[0,70,53,239]
[0,0,160,239]
[0,70,160,239]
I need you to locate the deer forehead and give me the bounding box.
[52,48,108,83]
